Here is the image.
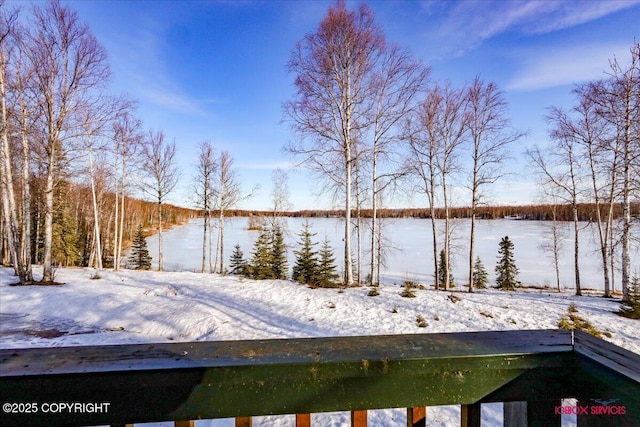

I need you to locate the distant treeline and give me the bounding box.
[203,203,637,222]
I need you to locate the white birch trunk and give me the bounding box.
[112,161,120,270]
[157,201,163,271]
[42,156,55,282]
[88,149,102,269]
[0,66,24,282]
[218,210,225,274]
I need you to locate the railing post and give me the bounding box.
[504,401,527,427]
[351,410,367,427]
[461,403,481,427]
[527,399,560,427]
[296,413,311,427]
[576,399,599,427]
[236,416,252,427]
[407,406,426,427]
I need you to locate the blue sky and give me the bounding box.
[55,0,640,210]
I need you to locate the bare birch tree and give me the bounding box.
[193,141,216,273]
[405,83,468,291]
[540,43,639,298]
[352,148,368,284]
[141,130,179,272]
[464,77,523,292]
[528,137,586,296]
[111,109,142,270]
[405,90,441,288]
[366,45,429,286]
[270,168,292,226]
[0,4,27,282]
[284,1,385,286]
[26,0,110,282]
[538,192,566,291]
[592,42,640,299]
[77,98,129,269]
[213,151,255,274]
[79,105,105,269]
[433,83,468,291]
[11,23,36,283]
[549,83,617,296]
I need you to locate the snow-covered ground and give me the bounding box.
[1,266,637,426]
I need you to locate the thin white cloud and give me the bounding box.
[430,0,640,56]
[507,42,632,91]
[137,88,214,117]
[526,1,640,34]
[239,161,297,171]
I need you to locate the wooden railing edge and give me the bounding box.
[4,329,639,427]
[0,329,574,377]
[572,329,640,383]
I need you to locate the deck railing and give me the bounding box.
[1,329,638,426]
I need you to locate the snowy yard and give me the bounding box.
[1,267,638,426]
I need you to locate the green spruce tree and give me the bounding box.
[317,236,340,287]
[128,225,152,270]
[495,236,519,290]
[293,221,319,286]
[270,224,288,280]
[249,227,275,280]
[438,249,453,288]
[52,206,81,266]
[472,256,488,289]
[618,276,640,319]
[229,243,248,276]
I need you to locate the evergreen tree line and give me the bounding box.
[280,203,636,222]
[229,222,340,288]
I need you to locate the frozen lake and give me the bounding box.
[147,217,638,292]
